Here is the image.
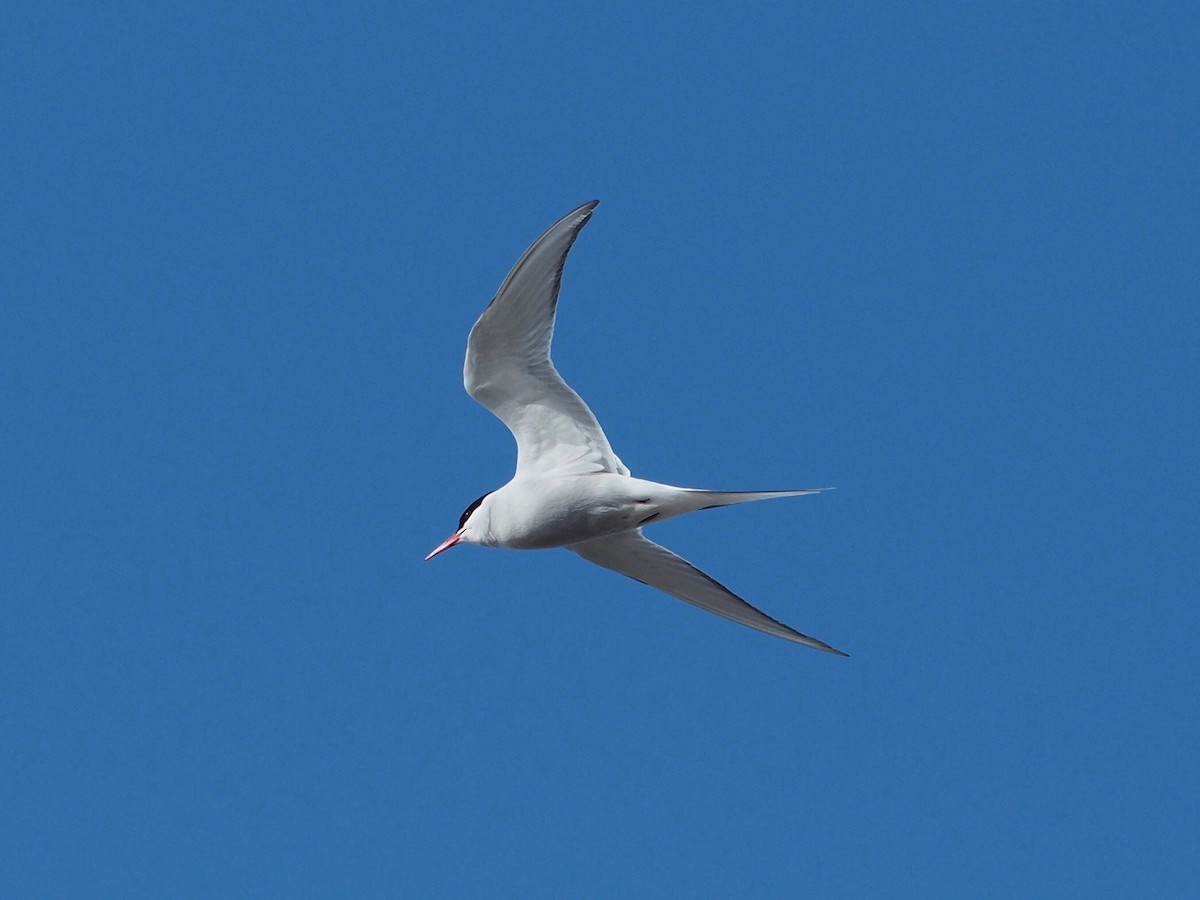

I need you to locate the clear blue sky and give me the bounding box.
[3,2,1197,897]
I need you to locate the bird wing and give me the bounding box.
[568,529,847,654]
[464,200,629,477]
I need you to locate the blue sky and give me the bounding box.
[3,2,1197,896]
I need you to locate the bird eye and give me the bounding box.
[458,492,491,530]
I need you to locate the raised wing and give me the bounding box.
[465,201,629,477]
[568,529,847,654]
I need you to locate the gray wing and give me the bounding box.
[569,529,847,655]
[464,200,629,477]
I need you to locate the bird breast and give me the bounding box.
[483,474,663,550]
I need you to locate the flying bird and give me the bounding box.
[427,201,845,654]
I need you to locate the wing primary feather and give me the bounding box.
[464,201,629,477]
[568,530,848,655]
[484,199,599,312]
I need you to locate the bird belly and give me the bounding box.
[488,475,659,549]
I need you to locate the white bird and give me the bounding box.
[427,200,846,655]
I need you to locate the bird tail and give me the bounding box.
[682,487,832,511]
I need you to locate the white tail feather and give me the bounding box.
[683,487,832,511]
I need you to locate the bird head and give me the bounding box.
[425,491,493,560]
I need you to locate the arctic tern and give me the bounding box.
[427,200,846,655]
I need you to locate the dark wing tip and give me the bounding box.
[788,629,850,656]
